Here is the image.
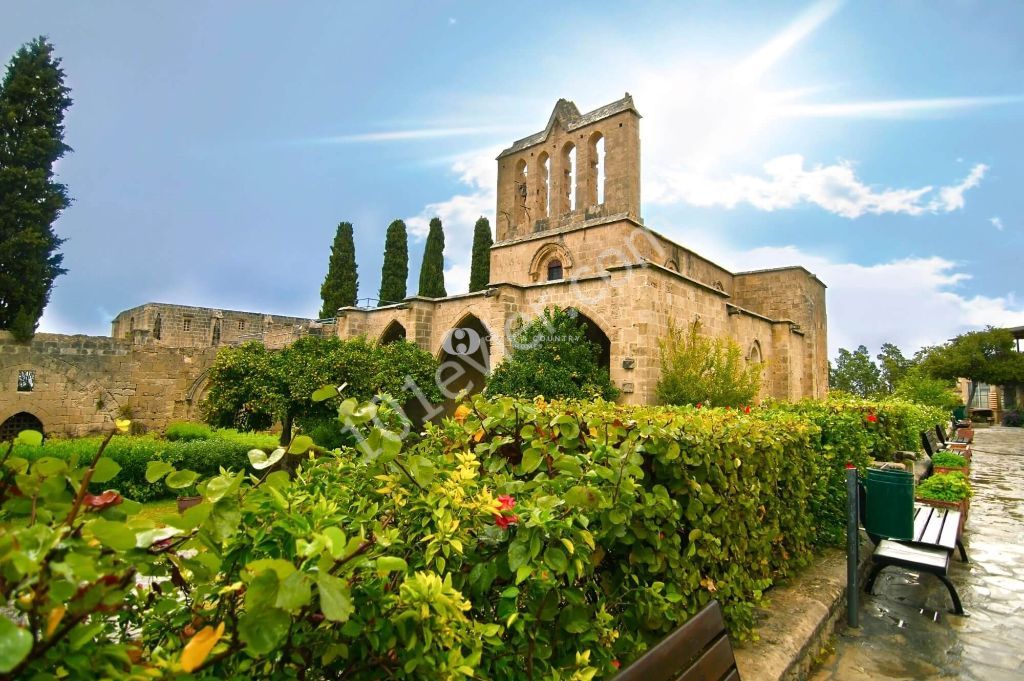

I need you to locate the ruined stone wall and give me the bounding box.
[111,303,317,349]
[0,331,217,437]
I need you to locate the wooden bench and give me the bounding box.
[935,425,970,447]
[613,600,740,681]
[865,502,968,615]
[921,430,971,462]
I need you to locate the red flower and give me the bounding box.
[725,406,731,411]
[83,490,123,511]
[612,660,621,669]
[696,403,703,409]
[497,494,516,511]
[845,462,857,470]
[866,413,878,423]
[744,406,751,414]
[495,514,519,530]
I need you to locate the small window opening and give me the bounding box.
[17,370,35,392]
[211,319,221,346]
[238,320,245,330]
[153,314,162,340]
[547,259,564,281]
[183,317,192,332]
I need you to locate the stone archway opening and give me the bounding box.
[566,308,611,373]
[438,315,491,402]
[379,320,407,345]
[0,412,44,442]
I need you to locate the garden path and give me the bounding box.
[811,426,1024,681]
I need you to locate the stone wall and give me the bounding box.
[0,330,217,437]
[111,303,319,349]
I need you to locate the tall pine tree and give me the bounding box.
[319,221,358,317]
[417,217,447,298]
[377,219,408,305]
[468,216,493,292]
[0,37,72,340]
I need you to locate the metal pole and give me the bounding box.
[846,466,860,628]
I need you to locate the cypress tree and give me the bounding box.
[468,216,493,292]
[319,221,358,317]
[417,217,447,298]
[0,37,72,340]
[377,219,408,305]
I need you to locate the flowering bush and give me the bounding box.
[0,392,943,679]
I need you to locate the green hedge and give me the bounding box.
[13,429,278,501]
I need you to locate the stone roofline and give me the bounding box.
[732,265,826,286]
[112,302,318,323]
[496,93,641,159]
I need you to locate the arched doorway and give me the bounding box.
[379,320,407,345]
[565,308,612,372]
[0,412,44,442]
[437,315,491,401]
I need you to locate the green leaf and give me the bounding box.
[135,526,182,548]
[91,457,121,484]
[238,607,290,655]
[312,385,339,402]
[323,527,347,559]
[0,615,32,673]
[145,460,174,483]
[245,569,279,611]
[13,430,42,447]
[543,546,568,573]
[166,502,211,531]
[33,456,66,477]
[275,571,312,612]
[318,573,354,622]
[246,559,296,580]
[564,485,601,509]
[287,435,314,455]
[376,556,408,575]
[247,447,285,471]
[88,519,136,551]
[508,541,530,572]
[165,470,198,490]
[520,448,542,474]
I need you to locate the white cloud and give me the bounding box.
[662,228,1024,355]
[990,216,1004,231]
[405,150,498,293]
[308,126,512,145]
[647,155,988,218]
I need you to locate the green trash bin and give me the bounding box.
[864,468,914,541]
[953,405,967,423]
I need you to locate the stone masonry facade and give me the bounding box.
[336,95,828,404]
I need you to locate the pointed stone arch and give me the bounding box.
[437,314,492,401]
[564,307,612,372]
[528,242,574,282]
[379,320,407,345]
[748,340,763,364]
[0,412,45,442]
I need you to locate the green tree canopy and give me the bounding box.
[468,216,493,292]
[876,342,911,392]
[202,336,442,444]
[829,345,885,397]
[417,217,447,298]
[0,37,72,340]
[378,219,408,306]
[319,221,358,317]
[919,326,1024,402]
[656,319,762,407]
[485,307,618,400]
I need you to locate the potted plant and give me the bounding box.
[931,451,969,476]
[916,471,972,530]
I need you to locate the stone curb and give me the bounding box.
[734,537,872,681]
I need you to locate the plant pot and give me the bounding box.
[177,495,202,513]
[933,465,969,476]
[916,496,970,532]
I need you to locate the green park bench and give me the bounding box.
[613,600,740,681]
[861,468,968,615]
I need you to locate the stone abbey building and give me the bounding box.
[1,95,826,438]
[336,95,828,405]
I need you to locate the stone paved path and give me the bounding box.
[811,427,1024,681]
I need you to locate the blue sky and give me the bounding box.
[3,0,1023,356]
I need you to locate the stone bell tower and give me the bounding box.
[494,94,641,242]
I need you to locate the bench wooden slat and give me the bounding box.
[918,507,943,545]
[676,634,734,681]
[614,600,738,681]
[875,540,950,569]
[938,511,961,549]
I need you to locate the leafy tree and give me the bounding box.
[203,336,442,444]
[829,345,884,397]
[656,319,761,407]
[919,326,1024,405]
[417,217,446,298]
[0,37,72,340]
[468,216,493,292]
[876,342,912,392]
[319,221,358,317]
[893,366,962,410]
[378,219,408,305]
[485,307,618,400]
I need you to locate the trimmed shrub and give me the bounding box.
[917,471,971,502]
[931,451,968,468]
[657,319,761,407]
[1003,409,1023,427]
[164,421,212,441]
